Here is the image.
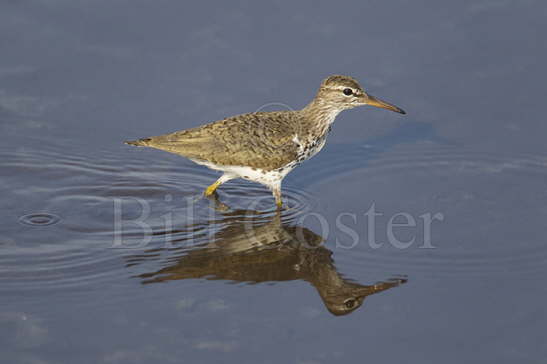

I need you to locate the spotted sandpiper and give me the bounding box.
[125,75,405,207]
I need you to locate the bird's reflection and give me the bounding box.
[126,194,406,316]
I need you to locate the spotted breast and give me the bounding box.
[276,127,331,176]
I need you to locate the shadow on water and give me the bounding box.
[125,193,407,316]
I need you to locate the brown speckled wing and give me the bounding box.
[144,111,302,171]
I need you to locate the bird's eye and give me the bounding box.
[343,88,353,96]
[344,299,355,309]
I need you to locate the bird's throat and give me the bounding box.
[301,100,342,136]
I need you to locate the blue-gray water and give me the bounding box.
[2,1,547,363]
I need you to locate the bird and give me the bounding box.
[125,75,405,208]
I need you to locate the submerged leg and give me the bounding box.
[204,173,235,196]
[271,184,283,209]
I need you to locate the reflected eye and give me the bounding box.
[344,299,355,309]
[343,88,353,96]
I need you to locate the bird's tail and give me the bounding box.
[124,138,152,147]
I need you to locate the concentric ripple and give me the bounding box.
[18,213,61,226]
[4,139,547,296]
[0,142,316,297]
[310,143,547,278]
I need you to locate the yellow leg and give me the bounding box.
[203,173,234,196]
[204,180,221,196]
[273,186,283,209]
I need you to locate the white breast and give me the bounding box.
[189,131,330,191]
[190,158,286,188]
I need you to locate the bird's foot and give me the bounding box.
[203,181,221,196]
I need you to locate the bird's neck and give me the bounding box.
[301,98,342,135]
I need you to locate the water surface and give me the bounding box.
[2,1,547,363]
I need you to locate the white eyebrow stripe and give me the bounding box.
[326,85,359,92]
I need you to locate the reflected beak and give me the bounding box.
[363,94,406,114]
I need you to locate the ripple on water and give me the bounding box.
[6,140,546,294]
[18,213,61,226]
[312,144,547,278]
[0,144,316,298]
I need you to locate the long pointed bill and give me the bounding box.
[365,94,406,114]
[354,278,407,297]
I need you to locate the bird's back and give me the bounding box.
[126,110,304,171]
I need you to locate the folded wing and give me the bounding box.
[125,111,302,171]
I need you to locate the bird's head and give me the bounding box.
[316,75,406,114]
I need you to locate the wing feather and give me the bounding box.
[139,111,302,170]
